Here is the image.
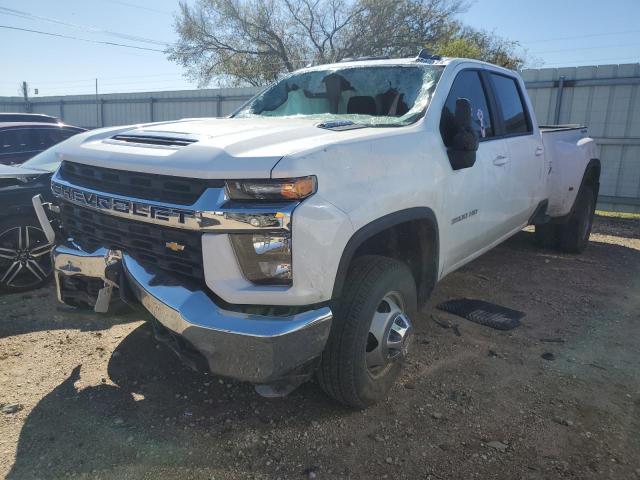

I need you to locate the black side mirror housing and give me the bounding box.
[447,98,479,170]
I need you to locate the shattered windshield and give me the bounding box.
[235,64,444,127]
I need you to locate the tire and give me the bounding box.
[558,184,596,253]
[318,255,417,409]
[0,216,54,294]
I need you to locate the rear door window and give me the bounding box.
[0,129,31,154]
[31,129,59,149]
[489,73,532,135]
[440,70,494,147]
[60,127,82,141]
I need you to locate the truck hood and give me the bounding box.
[57,117,370,179]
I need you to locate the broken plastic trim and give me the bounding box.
[317,120,368,131]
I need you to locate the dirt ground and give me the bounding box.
[1,214,639,480]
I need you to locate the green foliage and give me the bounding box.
[436,26,525,70]
[169,0,527,86]
[436,37,482,60]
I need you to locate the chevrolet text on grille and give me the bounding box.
[52,182,195,224]
[50,179,294,232]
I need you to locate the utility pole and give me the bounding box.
[95,78,100,127]
[21,81,31,112]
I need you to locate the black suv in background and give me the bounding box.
[0,120,85,165]
[0,134,84,293]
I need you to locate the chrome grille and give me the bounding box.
[60,203,204,282]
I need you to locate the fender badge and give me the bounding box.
[165,241,185,252]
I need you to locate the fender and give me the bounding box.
[331,207,440,304]
[550,158,601,223]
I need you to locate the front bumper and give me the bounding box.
[52,243,333,384]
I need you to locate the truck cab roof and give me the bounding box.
[296,56,516,76]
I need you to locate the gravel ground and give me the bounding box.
[1,214,639,480]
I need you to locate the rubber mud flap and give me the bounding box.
[437,298,524,331]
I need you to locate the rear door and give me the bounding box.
[487,71,543,227]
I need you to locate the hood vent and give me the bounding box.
[110,133,198,147]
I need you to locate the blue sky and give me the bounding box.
[1,0,639,97]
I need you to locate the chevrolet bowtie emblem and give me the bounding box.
[165,241,185,252]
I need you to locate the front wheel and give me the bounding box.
[0,217,54,293]
[318,255,417,408]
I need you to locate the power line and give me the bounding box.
[0,25,166,52]
[533,42,640,55]
[38,79,194,91]
[102,0,173,16]
[0,73,188,86]
[0,6,169,46]
[541,56,640,67]
[521,29,640,44]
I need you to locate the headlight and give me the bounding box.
[225,176,316,201]
[230,233,292,285]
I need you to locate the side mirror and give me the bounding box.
[447,98,479,170]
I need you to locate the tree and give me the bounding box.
[436,26,525,70]
[169,0,525,86]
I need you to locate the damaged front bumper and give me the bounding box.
[52,243,333,385]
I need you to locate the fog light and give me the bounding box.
[230,233,292,285]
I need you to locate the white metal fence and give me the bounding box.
[521,63,640,213]
[2,63,639,212]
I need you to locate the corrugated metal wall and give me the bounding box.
[0,86,261,128]
[1,63,639,212]
[521,63,640,213]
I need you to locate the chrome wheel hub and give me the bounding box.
[366,292,413,375]
[0,225,53,289]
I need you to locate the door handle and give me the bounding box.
[535,146,544,156]
[493,155,509,166]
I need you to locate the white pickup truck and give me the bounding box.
[35,53,600,408]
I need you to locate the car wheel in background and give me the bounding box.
[0,217,54,293]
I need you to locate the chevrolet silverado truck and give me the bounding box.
[34,53,600,408]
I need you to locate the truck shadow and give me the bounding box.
[6,322,349,479]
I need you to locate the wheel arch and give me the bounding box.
[570,158,601,215]
[331,207,439,308]
[549,158,601,224]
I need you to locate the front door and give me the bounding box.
[439,69,508,272]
